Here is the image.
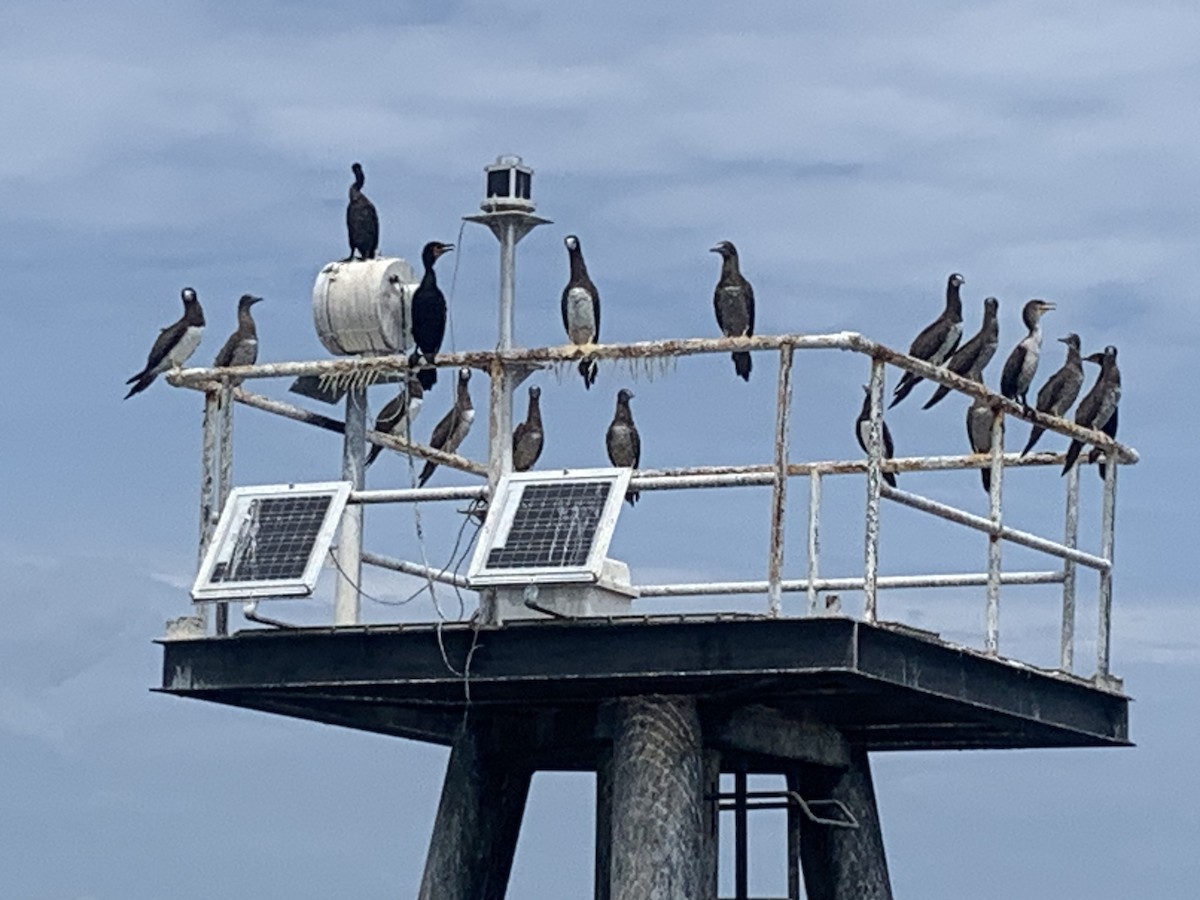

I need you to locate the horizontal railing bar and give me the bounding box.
[352,486,489,504]
[360,550,470,588]
[633,570,1063,597]
[167,332,1137,463]
[231,387,488,477]
[882,485,1111,571]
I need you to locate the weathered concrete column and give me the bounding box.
[419,720,532,900]
[795,747,893,900]
[604,695,707,900]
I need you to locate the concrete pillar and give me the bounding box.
[419,721,532,900]
[604,695,706,900]
[796,747,893,900]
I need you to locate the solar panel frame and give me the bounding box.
[467,468,631,587]
[191,481,352,601]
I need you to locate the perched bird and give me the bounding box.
[1020,333,1084,456]
[512,385,544,472]
[1088,405,1119,480]
[213,294,263,368]
[890,273,965,408]
[345,162,379,261]
[561,235,601,388]
[418,368,474,487]
[710,241,756,381]
[855,386,897,488]
[605,388,641,506]
[1000,299,1056,408]
[124,288,206,399]
[1062,346,1121,476]
[967,397,1001,494]
[365,375,424,468]
[922,296,1000,410]
[410,241,454,391]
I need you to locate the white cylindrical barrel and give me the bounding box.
[312,257,417,356]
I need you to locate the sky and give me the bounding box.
[1,0,1198,896]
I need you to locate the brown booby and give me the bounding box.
[606,388,641,506]
[1000,299,1055,408]
[345,162,379,261]
[855,386,897,487]
[890,273,965,407]
[512,385,544,472]
[418,368,473,486]
[1020,333,1084,456]
[1062,346,1120,476]
[410,241,454,391]
[710,241,756,381]
[124,288,205,399]
[561,235,601,388]
[213,294,263,368]
[966,397,1001,494]
[922,296,999,410]
[365,375,424,468]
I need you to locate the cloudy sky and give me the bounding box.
[2,0,1198,896]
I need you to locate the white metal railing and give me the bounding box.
[174,331,1137,680]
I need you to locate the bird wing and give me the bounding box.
[629,426,641,469]
[745,278,755,337]
[512,420,529,449]
[909,316,958,363]
[589,277,601,341]
[375,391,409,434]
[427,407,456,451]
[142,318,187,374]
[213,331,240,368]
[560,284,571,334]
[882,420,895,459]
[1000,345,1025,399]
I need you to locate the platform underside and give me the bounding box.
[158,615,1129,764]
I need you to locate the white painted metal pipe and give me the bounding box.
[862,358,885,622]
[361,550,470,588]
[333,386,366,626]
[633,570,1063,598]
[767,345,794,617]
[1060,465,1081,672]
[985,408,1005,655]
[1097,460,1119,676]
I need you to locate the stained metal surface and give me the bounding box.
[159,617,1130,752]
[767,345,794,616]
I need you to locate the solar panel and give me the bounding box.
[192,482,352,601]
[468,468,630,587]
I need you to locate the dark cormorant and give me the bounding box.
[1062,346,1120,476]
[418,368,474,486]
[409,241,454,391]
[966,397,1000,494]
[855,386,897,488]
[512,385,544,472]
[710,241,756,381]
[1021,333,1084,456]
[1000,299,1055,407]
[922,296,999,409]
[124,288,205,399]
[1088,405,1119,480]
[890,273,965,408]
[365,375,424,468]
[561,235,601,388]
[606,388,641,506]
[345,162,379,261]
[213,294,263,368]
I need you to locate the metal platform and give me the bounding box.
[158,614,1128,762]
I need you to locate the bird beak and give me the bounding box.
[1084,352,1104,364]
[1056,335,1070,344]
[709,245,722,254]
[250,296,264,305]
[1042,302,1056,311]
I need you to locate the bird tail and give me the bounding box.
[579,358,598,389]
[889,373,921,408]
[980,466,991,494]
[732,351,752,382]
[418,460,437,487]
[883,470,897,489]
[123,371,155,399]
[1020,426,1045,457]
[364,443,382,468]
[1088,447,1107,481]
[625,490,639,507]
[921,384,951,410]
[1061,439,1084,475]
[411,351,438,391]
